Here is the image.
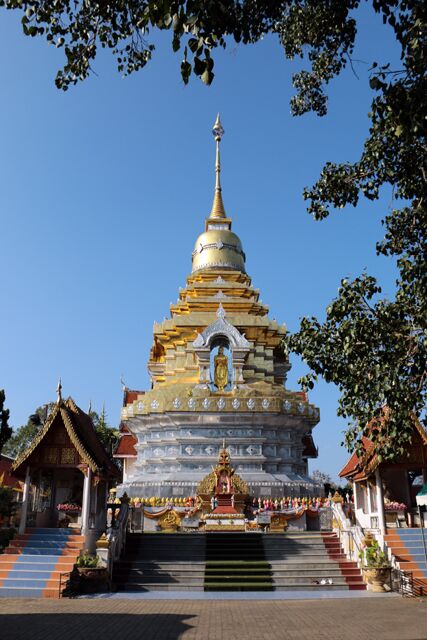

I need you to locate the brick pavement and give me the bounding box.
[0,597,425,640]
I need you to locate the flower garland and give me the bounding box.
[384,501,407,511]
[57,502,81,512]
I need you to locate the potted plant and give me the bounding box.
[359,539,390,592]
[76,551,107,580]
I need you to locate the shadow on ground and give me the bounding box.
[0,613,196,640]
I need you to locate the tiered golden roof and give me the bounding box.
[121,117,319,426]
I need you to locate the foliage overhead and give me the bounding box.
[0,390,13,455]
[90,407,120,458]
[3,404,53,458]
[1,1,426,459]
[0,487,17,520]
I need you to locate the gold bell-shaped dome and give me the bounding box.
[191,115,246,274]
[192,229,245,272]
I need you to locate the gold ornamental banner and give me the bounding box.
[142,507,175,520]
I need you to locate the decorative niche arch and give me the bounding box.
[192,304,250,388]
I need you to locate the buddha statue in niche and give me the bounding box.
[214,345,229,391]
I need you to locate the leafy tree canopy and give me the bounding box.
[0,390,13,455]
[1,1,425,459]
[90,406,120,458]
[3,404,53,458]
[311,469,333,486]
[0,487,17,520]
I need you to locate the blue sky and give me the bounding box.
[0,5,400,481]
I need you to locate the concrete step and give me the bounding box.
[269,576,357,586]
[263,568,361,577]
[4,547,80,556]
[120,576,205,585]
[9,540,83,550]
[117,584,205,592]
[115,568,205,576]
[0,554,77,567]
[273,584,365,591]
[117,561,205,570]
[0,569,73,580]
[0,586,60,598]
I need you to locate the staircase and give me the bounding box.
[0,528,84,598]
[114,531,365,592]
[264,532,365,591]
[385,528,427,596]
[205,533,274,591]
[113,533,206,591]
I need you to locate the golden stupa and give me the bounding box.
[116,116,320,498]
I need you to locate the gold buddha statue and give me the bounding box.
[214,346,229,391]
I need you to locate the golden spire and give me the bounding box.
[209,114,226,219]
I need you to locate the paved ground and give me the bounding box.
[0,597,426,640]
[82,589,398,600]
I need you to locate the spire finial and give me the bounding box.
[88,399,92,414]
[209,114,226,219]
[222,437,226,450]
[56,378,62,406]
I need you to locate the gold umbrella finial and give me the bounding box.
[209,114,226,219]
[56,378,62,405]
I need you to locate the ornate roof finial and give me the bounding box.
[209,114,227,220]
[88,399,92,414]
[56,378,62,406]
[217,303,226,319]
[222,437,226,450]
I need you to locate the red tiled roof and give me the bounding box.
[0,455,21,490]
[339,412,427,480]
[295,391,308,401]
[123,389,144,405]
[114,434,137,457]
[339,437,373,479]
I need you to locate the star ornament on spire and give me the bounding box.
[212,114,224,141]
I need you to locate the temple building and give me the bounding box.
[115,117,320,498]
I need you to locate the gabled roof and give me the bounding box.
[114,435,137,458]
[114,423,137,458]
[12,397,120,479]
[123,389,144,406]
[0,455,21,490]
[339,414,427,480]
[339,437,373,480]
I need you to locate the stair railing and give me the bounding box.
[332,502,364,563]
[97,501,129,583]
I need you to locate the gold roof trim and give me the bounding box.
[59,401,98,473]
[12,397,98,474]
